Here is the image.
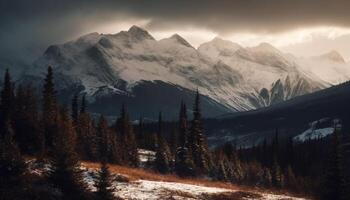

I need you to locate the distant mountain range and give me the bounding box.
[17,26,350,119]
[204,80,350,147]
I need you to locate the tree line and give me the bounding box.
[0,66,349,200]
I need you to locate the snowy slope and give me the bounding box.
[294,127,334,142]
[23,26,350,117]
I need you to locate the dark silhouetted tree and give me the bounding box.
[189,90,211,174]
[48,107,91,200]
[155,112,171,173]
[71,93,79,125]
[80,94,86,114]
[0,69,15,133]
[97,116,119,164]
[0,120,27,200]
[321,127,346,200]
[115,104,138,167]
[14,84,41,154]
[175,101,194,177]
[42,66,58,152]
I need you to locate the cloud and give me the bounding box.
[2,0,350,65]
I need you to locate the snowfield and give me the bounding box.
[294,127,334,142]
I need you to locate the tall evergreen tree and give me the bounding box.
[94,161,116,200]
[115,104,138,167]
[155,112,171,173]
[189,90,211,174]
[48,107,91,200]
[80,94,86,114]
[94,130,116,200]
[0,120,27,200]
[14,85,40,154]
[321,127,346,200]
[0,69,15,133]
[42,66,58,152]
[175,101,194,177]
[137,116,144,148]
[97,115,119,164]
[71,93,79,125]
[77,111,98,161]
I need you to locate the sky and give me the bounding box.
[2,0,350,66]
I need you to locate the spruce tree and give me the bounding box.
[0,69,15,132]
[271,155,283,188]
[115,104,138,167]
[77,111,98,161]
[155,112,171,173]
[80,94,86,114]
[175,101,194,177]
[189,90,210,174]
[42,66,58,152]
[14,85,40,154]
[94,161,116,200]
[97,115,119,163]
[137,116,144,148]
[71,93,79,125]
[0,120,27,200]
[284,165,297,191]
[321,128,346,200]
[94,133,116,200]
[48,107,91,200]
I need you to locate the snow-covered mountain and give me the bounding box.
[22,26,350,119]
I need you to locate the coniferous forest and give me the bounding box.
[0,67,349,200]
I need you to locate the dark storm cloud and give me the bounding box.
[1,0,350,65]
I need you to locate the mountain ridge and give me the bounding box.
[19,25,350,119]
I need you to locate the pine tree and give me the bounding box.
[284,165,297,191]
[271,155,283,188]
[0,69,15,133]
[80,94,86,114]
[0,120,27,200]
[169,125,178,157]
[42,66,58,152]
[321,127,346,200]
[155,137,171,173]
[48,107,91,200]
[77,111,98,161]
[189,90,211,174]
[115,104,138,167]
[71,93,79,125]
[14,84,40,154]
[137,116,144,148]
[94,133,116,200]
[1,69,15,117]
[97,115,119,164]
[175,101,195,177]
[155,112,171,173]
[94,161,116,200]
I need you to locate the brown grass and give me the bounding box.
[82,161,313,199]
[82,161,239,190]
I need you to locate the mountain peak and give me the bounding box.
[255,42,279,51]
[127,25,155,41]
[169,34,193,48]
[198,37,242,56]
[210,37,241,47]
[319,50,345,63]
[250,42,283,56]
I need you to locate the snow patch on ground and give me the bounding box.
[294,127,334,142]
